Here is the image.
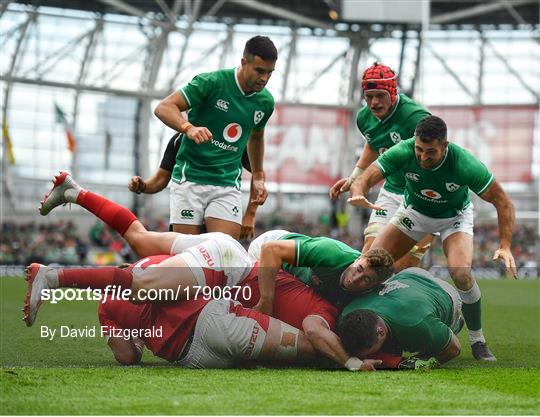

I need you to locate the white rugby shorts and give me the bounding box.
[170,181,243,226]
[365,188,404,238]
[176,299,267,368]
[173,234,254,287]
[390,203,474,242]
[247,229,291,260]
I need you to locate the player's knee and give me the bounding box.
[449,268,473,288]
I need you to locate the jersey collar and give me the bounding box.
[378,94,400,123]
[234,67,257,97]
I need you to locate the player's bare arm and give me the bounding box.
[108,336,143,366]
[240,178,259,240]
[247,129,268,205]
[478,180,517,278]
[255,240,296,315]
[154,91,212,144]
[128,168,171,194]
[435,332,461,364]
[347,164,385,210]
[330,143,379,199]
[302,315,381,371]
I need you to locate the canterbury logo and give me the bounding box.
[215,99,229,111]
[401,216,414,230]
[375,209,387,216]
[389,131,401,144]
[180,209,194,219]
[405,172,420,182]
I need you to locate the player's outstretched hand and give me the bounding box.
[398,357,439,370]
[492,248,518,279]
[250,179,268,205]
[128,176,146,194]
[347,195,384,210]
[329,177,349,200]
[185,126,212,144]
[360,359,383,371]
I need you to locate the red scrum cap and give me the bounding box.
[361,62,398,105]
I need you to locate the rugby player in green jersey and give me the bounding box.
[330,62,434,270]
[339,267,464,369]
[154,36,276,240]
[128,133,260,239]
[248,230,399,367]
[348,115,517,361]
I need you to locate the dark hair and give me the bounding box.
[244,36,278,62]
[362,248,394,283]
[415,115,447,143]
[338,310,380,355]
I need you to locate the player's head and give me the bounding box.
[361,62,398,119]
[341,248,394,292]
[338,309,388,357]
[414,115,448,169]
[241,36,277,93]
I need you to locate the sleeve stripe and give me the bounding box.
[375,160,386,173]
[179,88,191,107]
[477,173,494,195]
[294,241,300,266]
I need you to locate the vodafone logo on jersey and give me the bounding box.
[421,189,442,200]
[223,123,243,143]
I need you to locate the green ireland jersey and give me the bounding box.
[375,138,494,218]
[356,93,430,194]
[278,233,361,307]
[340,269,454,355]
[172,68,274,188]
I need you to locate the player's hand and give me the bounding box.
[251,179,268,205]
[128,176,146,194]
[185,126,212,144]
[329,178,349,200]
[240,212,256,241]
[359,359,382,371]
[347,195,384,210]
[253,299,273,316]
[492,247,517,279]
[397,356,439,370]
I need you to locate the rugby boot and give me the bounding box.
[471,341,497,362]
[23,263,50,327]
[39,171,81,215]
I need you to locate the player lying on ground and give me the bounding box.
[35,175,391,370]
[247,229,394,315]
[345,115,517,361]
[39,172,394,305]
[23,257,385,371]
[339,267,465,369]
[25,257,317,368]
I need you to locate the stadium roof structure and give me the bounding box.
[9,0,540,29]
[1,0,538,216]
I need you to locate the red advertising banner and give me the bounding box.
[430,105,536,183]
[254,104,350,188]
[251,104,536,187]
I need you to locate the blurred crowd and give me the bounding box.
[0,218,537,273]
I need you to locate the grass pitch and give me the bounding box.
[1,276,539,415]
